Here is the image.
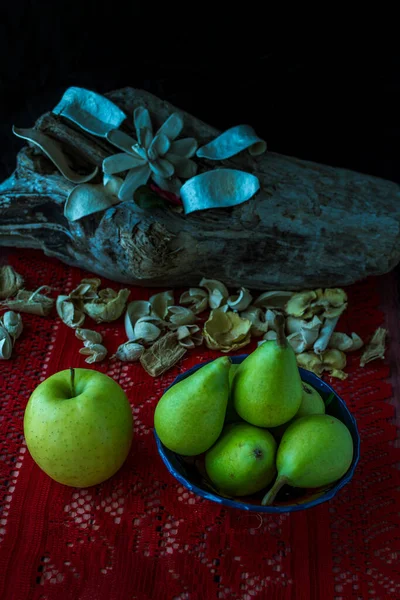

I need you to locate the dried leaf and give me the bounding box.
[2,311,23,341]
[179,288,208,314]
[125,300,152,339]
[227,287,253,311]
[167,306,197,328]
[83,288,130,323]
[56,295,85,328]
[254,291,293,310]
[149,290,174,319]
[199,278,229,309]
[240,306,269,336]
[0,325,13,359]
[1,286,54,316]
[79,341,107,364]
[203,308,251,352]
[0,266,24,300]
[140,331,187,377]
[12,126,98,184]
[360,328,387,367]
[114,341,144,361]
[75,328,103,344]
[285,291,318,318]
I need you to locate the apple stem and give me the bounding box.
[261,475,289,506]
[70,367,76,398]
[275,314,287,349]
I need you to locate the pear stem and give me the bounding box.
[261,475,289,506]
[275,314,287,349]
[70,367,76,398]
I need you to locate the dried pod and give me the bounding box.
[140,331,187,377]
[313,316,340,354]
[199,278,229,309]
[328,332,354,352]
[0,325,13,359]
[176,324,203,349]
[2,311,23,341]
[167,306,197,328]
[0,266,24,299]
[321,349,347,380]
[179,288,208,314]
[360,328,387,367]
[83,288,130,322]
[134,318,162,343]
[79,342,107,364]
[149,290,174,319]
[296,352,324,377]
[285,290,317,317]
[240,306,269,336]
[56,295,85,328]
[75,328,103,344]
[1,286,54,316]
[227,287,253,311]
[203,308,251,352]
[254,291,293,310]
[125,300,152,339]
[114,341,144,361]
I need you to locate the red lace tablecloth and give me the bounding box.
[0,249,399,600]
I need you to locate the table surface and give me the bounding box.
[0,248,399,600]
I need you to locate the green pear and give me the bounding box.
[262,414,354,505]
[270,382,325,439]
[225,364,243,424]
[154,356,231,455]
[233,315,302,427]
[205,422,277,496]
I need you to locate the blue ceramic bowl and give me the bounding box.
[154,355,360,513]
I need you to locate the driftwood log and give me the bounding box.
[1,87,400,290]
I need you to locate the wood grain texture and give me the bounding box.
[1,87,400,290]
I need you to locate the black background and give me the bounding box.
[0,7,399,186]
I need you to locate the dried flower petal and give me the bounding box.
[140,331,187,377]
[203,308,251,352]
[322,288,348,307]
[79,341,107,364]
[114,341,144,361]
[254,291,293,310]
[360,328,387,367]
[125,300,152,339]
[227,287,253,311]
[179,288,208,315]
[240,306,269,337]
[75,328,103,344]
[56,295,85,328]
[1,286,54,316]
[199,278,229,309]
[0,266,24,300]
[321,349,347,379]
[2,311,23,341]
[296,352,324,377]
[68,281,99,301]
[285,291,317,318]
[264,330,278,341]
[287,332,308,354]
[83,288,130,323]
[348,333,364,352]
[167,306,197,328]
[0,325,13,359]
[149,290,174,319]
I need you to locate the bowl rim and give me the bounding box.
[154,354,361,513]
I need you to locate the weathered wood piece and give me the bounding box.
[1,87,400,290]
